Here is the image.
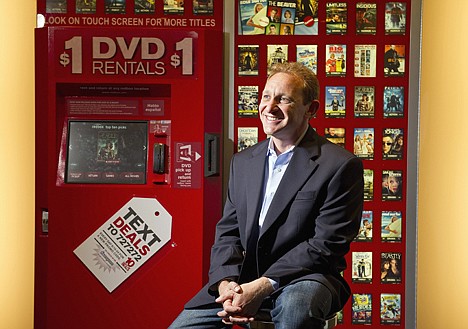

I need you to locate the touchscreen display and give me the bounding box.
[66,121,147,184]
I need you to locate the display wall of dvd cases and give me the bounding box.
[235,1,411,327]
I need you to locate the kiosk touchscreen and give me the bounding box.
[66,120,148,184]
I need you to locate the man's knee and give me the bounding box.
[276,280,333,319]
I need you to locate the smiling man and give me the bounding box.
[169,62,364,329]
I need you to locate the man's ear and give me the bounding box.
[306,100,320,119]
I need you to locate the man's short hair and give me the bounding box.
[268,62,320,105]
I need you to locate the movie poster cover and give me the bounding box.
[354,44,376,78]
[76,0,96,14]
[326,45,346,77]
[381,211,402,242]
[238,127,258,152]
[381,293,401,324]
[193,0,214,15]
[382,170,403,200]
[97,131,120,163]
[364,169,374,201]
[164,0,184,14]
[356,2,377,34]
[384,45,405,77]
[385,2,406,35]
[295,0,319,35]
[134,0,155,14]
[238,45,259,76]
[105,0,126,14]
[354,86,375,118]
[353,128,374,159]
[265,1,296,35]
[383,86,404,118]
[267,45,288,73]
[324,127,345,148]
[46,0,67,13]
[239,0,268,35]
[238,86,259,118]
[382,128,404,160]
[352,251,373,283]
[355,210,373,242]
[326,2,347,35]
[352,293,372,324]
[296,45,318,74]
[325,86,346,118]
[381,252,402,283]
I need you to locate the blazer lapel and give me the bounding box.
[260,128,320,236]
[244,141,268,240]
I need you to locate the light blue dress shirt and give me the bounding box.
[258,127,309,289]
[258,143,295,227]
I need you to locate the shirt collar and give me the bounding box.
[267,125,309,156]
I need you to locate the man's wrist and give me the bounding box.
[266,277,279,290]
[258,277,275,296]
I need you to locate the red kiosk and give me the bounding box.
[35,1,224,328]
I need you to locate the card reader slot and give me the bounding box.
[153,143,166,174]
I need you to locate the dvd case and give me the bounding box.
[352,293,372,324]
[381,252,402,283]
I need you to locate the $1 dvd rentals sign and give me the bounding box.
[74,197,172,292]
[53,28,198,79]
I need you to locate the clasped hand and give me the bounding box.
[215,277,273,325]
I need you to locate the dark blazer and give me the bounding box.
[186,127,364,313]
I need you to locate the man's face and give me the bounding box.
[259,72,314,145]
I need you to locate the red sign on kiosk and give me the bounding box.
[55,30,198,78]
